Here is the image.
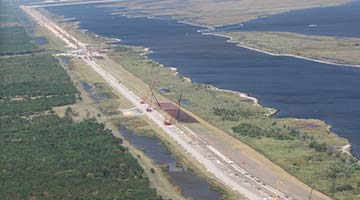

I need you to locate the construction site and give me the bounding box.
[19,2,339,200]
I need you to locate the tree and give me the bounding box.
[64,107,73,119]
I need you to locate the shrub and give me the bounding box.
[336,184,353,192]
[309,141,327,152]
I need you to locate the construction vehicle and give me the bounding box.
[146,96,153,112]
[164,119,172,126]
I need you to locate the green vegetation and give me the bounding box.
[110,44,360,200]
[0,6,164,198]
[309,140,327,152]
[0,55,77,115]
[0,114,162,200]
[0,54,162,199]
[0,1,37,54]
[230,120,359,199]
[213,106,260,121]
[0,26,37,54]
[232,123,293,140]
[36,6,359,199]
[232,122,312,141]
[0,3,19,25]
[226,31,360,66]
[0,52,162,199]
[107,0,349,27]
[326,162,359,194]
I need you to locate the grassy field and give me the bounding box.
[108,45,360,199]
[225,31,360,66]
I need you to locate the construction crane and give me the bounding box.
[146,89,163,113]
[176,90,182,121]
[151,91,162,109]
[140,78,158,104]
[164,90,182,126]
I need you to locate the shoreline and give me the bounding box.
[179,21,359,160]
[138,24,358,160]
[21,3,358,200]
[108,15,358,159]
[203,32,360,68]
[141,48,268,111]
[26,0,119,8]
[36,0,359,68]
[212,87,278,117]
[140,44,358,160]
[107,3,360,68]
[44,1,358,160]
